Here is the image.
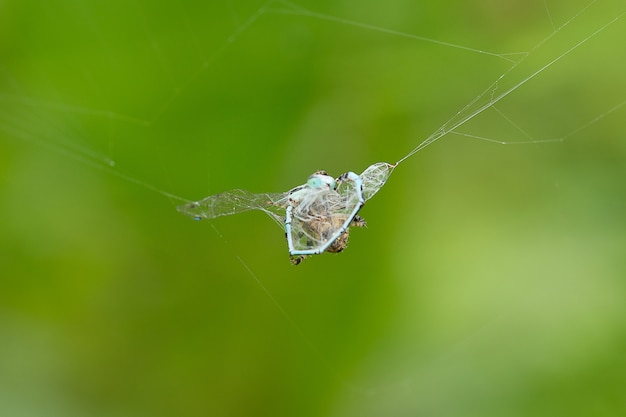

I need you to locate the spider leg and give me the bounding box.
[290,254,306,265]
[351,214,367,227]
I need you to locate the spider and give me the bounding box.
[285,170,366,265]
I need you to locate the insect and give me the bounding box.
[177,162,395,264]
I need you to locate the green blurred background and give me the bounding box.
[1,0,625,416]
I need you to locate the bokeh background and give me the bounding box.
[1,0,625,416]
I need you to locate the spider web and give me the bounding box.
[1,1,625,416]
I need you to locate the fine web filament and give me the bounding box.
[394,4,624,166]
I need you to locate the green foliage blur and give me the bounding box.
[1,0,625,416]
